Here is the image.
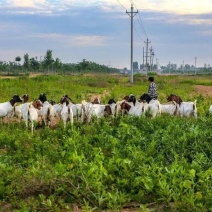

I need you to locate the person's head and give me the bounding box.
[148,76,154,82]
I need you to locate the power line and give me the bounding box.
[115,1,156,73]
[115,0,127,10]
[144,38,151,73]
[132,2,153,71]
[133,3,148,39]
[115,0,147,41]
[136,13,148,39]
[126,4,138,83]
[133,24,144,42]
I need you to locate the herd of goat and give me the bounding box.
[0,93,211,133]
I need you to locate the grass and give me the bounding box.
[0,73,212,211]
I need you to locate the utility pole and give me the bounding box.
[144,38,151,75]
[149,46,154,72]
[143,47,145,70]
[149,47,153,72]
[195,57,197,75]
[156,58,159,72]
[126,4,138,83]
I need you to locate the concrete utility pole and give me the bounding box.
[126,4,138,83]
[144,38,151,74]
[143,47,145,69]
[156,58,159,72]
[149,46,154,72]
[149,47,153,72]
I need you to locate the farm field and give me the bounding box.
[0,73,212,211]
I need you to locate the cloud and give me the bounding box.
[109,0,212,15]
[3,0,212,15]
[27,33,109,47]
[12,0,36,7]
[146,13,212,26]
[1,0,211,68]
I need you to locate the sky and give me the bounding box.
[0,0,211,69]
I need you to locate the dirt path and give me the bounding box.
[194,85,212,96]
[0,73,44,79]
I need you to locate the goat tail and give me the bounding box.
[157,101,162,115]
[81,107,84,123]
[69,107,74,125]
[193,100,197,111]
[27,104,31,123]
[193,100,198,117]
[12,105,16,118]
[47,107,51,121]
[28,107,30,117]
[193,99,197,106]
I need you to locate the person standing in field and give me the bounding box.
[148,76,158,100]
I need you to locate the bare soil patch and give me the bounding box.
[194,85,212,96]
[0,73,43,79]
[28,73,44,78]
[88,90,111,102]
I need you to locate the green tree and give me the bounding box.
[43,50,53,73]
[15,56,21,64]
[23,53,30,71]
[54,58,62,72]
[81,59,89,71]
[30,57,39,71]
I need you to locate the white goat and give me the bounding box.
[144,100,162,118]
[161,101,179,116]
[21,100,43,134]
[116,100,126,116]
[68,103,83,121]
[121,101,148,116]
[12,94,29,121]
[178,100,197,117]
[60,97,73,128]
[105,103,117,117]
[52,103,62,119]
[0,95,22,123]
[81,100,107,122]
[38,99,56,127]
[166,94,197,117]
[38,93,54,126]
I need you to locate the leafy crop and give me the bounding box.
[0,74,211,211]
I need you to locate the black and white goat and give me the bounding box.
[0,95,22,123]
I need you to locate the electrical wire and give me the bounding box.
[133,24,144,43]
[136,14,148,39]
[115,0,158,65]
[115,0,127,10]
[132,3,148,39]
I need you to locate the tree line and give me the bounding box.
[0,50,119,75]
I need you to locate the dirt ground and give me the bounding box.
[194,85,212,96]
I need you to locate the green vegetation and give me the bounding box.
[0,74,211,211]
[0,51,119,75]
